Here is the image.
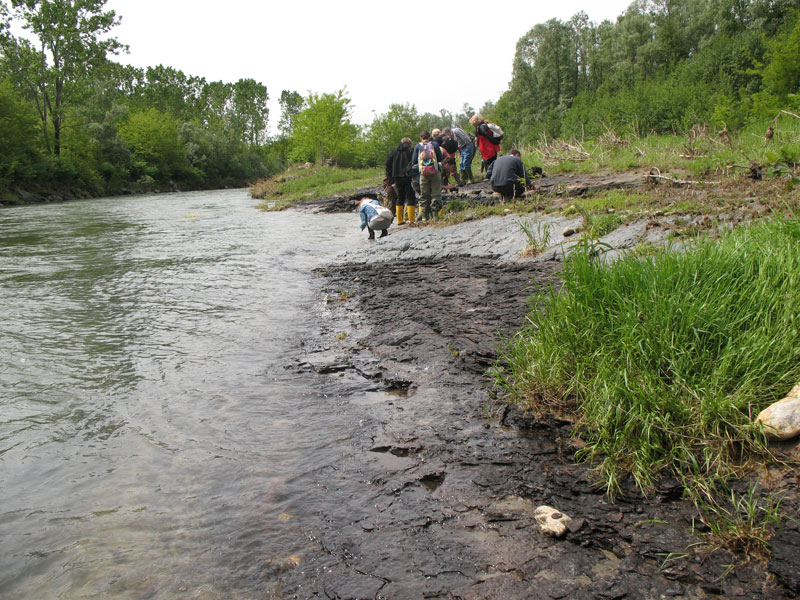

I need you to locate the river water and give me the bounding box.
[0,189,366,599]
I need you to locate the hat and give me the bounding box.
[432,128,441,137]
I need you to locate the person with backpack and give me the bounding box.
[385,137,417,225]
[469,113,503,174]
[443,126,475,184]
[410,130,443,221]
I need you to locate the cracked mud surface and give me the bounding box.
[275,253,799,599]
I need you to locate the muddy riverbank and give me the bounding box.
[285,181,800,598]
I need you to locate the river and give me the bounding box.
[0,189,365,599]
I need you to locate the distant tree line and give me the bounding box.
[0,0,280,198]
[492,0,800,144]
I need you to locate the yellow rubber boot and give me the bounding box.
[395,204,405,225]
[406,204,416,225]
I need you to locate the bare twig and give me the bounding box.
[647,167,720,186]
[780,109,800,121]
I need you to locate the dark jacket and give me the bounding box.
[477,122,502,145]
[487,154,530,187]
[385,142,414,180]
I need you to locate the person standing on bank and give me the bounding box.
[487,149,530,201]
[385,137,417,225]
[469,113,502,174]
[410,130,443,221]
[443,126,475,184]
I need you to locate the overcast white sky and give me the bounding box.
[103,0,634,132]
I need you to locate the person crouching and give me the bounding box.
[486,149,531,201]
[358,197,393,239]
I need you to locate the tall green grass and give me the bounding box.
[496,215,800,495]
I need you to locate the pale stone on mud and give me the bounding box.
[756,383,800,440]
[534,505,572,537]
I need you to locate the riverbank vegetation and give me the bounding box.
[251,166,382,211]
[4,1,799,206]
[0,1,282,203]
[494,214,800,555]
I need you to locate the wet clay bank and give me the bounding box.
[287,174,800,599]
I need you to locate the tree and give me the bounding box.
[136,65,204,121]
[290,89,359,165]
[364,102,420,166]
[0,0,124,155]
[0,77,42,187]
[119,107,184,183]
[231,78,268,145]
[761,11,800,99]
[277,89,303,138]
[196,79,233,130]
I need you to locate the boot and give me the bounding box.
[466,168,475,184]
[395,204,405,225]
[406,204,416,225]
[454,171,464,186]
[367,227,375,240]
[379,228,388,238]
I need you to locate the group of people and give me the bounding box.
[360,114,540,239]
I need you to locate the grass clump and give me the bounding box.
[518,218,552,257]
[495,215,800,497]
[691,479,783,559]
[251,166,382,210]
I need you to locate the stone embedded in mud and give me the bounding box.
[562,226,577,237]
[534,505,572,537]
[756,383,800,440]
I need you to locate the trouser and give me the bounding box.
[459,144,475,173]
[419,171,442,217]
[393,176,415,206]
[482,153,498,173]
[411,176,420,196]
[492,181,526,200]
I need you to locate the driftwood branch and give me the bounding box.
[780,110,800,121]
[647,168,719,186]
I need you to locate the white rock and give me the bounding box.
[756,383,800,440]
[534,505,572,537]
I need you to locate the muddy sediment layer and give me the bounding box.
[288,254,798,599]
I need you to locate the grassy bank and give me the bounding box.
[251,166,382,211]
[494,215,800,553]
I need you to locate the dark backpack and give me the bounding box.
[442,135,458,155]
